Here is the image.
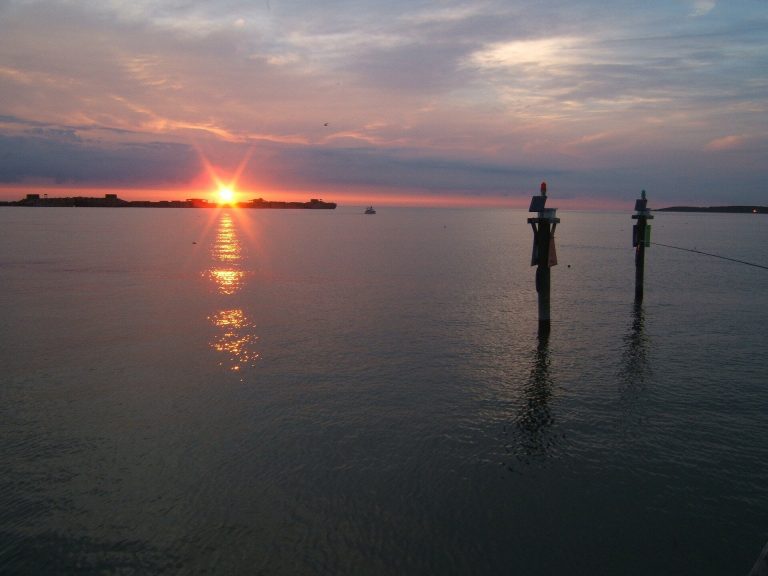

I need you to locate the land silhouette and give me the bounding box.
[0,194,336,209]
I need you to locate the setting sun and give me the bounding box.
[218,186,235,204]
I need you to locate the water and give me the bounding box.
[1,206,767,575]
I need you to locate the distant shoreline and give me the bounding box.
[0,194,337,209]
[655,205,767,214]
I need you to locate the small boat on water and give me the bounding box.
[364,206,376,214]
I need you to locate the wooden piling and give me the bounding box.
[528,182,560,334]
[634,222,646,301]
[632,190,653,303]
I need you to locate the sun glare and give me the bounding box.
[218,186,235,204]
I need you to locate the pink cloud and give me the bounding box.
[705,134,748,151]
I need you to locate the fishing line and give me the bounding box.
[651,242,768,271]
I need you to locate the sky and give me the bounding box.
[0,0,766,208]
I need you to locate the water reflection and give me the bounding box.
[209,308,259,372]
[505,332,557,467]
[618,302,651,408]
[206,211,260,374]
[208,212,245,295]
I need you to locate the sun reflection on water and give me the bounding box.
[206,211,260,373]
[209,269,244,295]
[209,308,260,372]
[208,212,245,295]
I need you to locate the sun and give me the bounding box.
[218,186,235,204]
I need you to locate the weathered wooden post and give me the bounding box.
[631,190,653,303]
[528,182,560,334]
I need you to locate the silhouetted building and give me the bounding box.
[187,198,212,208]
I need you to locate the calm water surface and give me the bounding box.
[1,206,767,575]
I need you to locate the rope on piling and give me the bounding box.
[651,242,768,271]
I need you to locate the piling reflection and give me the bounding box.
[206,211,260,374]
[618,302,651,407]
[506,332,556,465]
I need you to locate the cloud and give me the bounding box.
[0,120,198,185]
[705,134,748,151]
[0,0,766,205]
[468,37,586,70]
[690,0,716,17]
[265,144,556,194]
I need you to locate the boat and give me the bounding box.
[364,206,376,214]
